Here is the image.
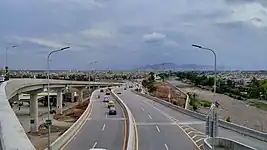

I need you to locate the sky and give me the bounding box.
[1,0,267,70]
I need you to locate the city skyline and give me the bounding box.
[1,0,267,70]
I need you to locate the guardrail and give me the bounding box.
[132,90,267,142]
[111,89,136,150]
[203,137,258,150]
[48,89,97,150]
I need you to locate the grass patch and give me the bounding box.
[249,101,267,111]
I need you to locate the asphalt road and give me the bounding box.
[117,87,267,150]
[116,88,198,150]
[64,90,126,150]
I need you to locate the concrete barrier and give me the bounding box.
[132,90,267,142]
[203,137,258,150]
[49,89,97,150]
[0,82,36,150]
[111,89,136,150]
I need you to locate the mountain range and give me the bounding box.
[138,62,226,71]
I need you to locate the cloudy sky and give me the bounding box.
[1,0,267,70]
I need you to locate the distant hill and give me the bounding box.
[138,62,226,71]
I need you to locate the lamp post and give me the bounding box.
[192,44,217,150]
[88,61,98,91]
[46,46,69,150]
[5,45,17,76]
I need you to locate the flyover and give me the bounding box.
[115,88,267,150]
[0,79,121,150]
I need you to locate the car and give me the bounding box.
[100,89,104,92]
[109,107,117,115]
[129,86,133,88]
[117,92,121,94]
[107,100,115,108]
[106,92,110,95]
[89,149,107,150]
[124,88,127,90]
[103,95,109,102]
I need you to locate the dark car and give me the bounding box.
[124,88,127,90]
[106,92,110,95]
[108,107,116,115]
[117,92,121,94]
[100,89,104,92]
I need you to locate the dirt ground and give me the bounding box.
[27,100,90,150]
[151,82,187,108]
[181,87,267,132]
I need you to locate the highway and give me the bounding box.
[116,88,267,150]
[64,90,127,150]
[116,89,198,150]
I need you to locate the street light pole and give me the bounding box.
[192,44,217,150]
[88,61,97,91]
[46,46,70,150]
[5,45,17,76]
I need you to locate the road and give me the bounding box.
[64,90,127,150]
[116,88,267,150]
[116,88,198,150]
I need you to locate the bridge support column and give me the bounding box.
[56,89,63,114]
[30,93,38,133]
[71,92,74,103]
[79,89,84,103]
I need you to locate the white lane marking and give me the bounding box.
[140,108,144,111]
[102,124,106,131]
[164,144,169,150]
[155,125,160,132]
[92,142,97,148]
[148,114,152,119]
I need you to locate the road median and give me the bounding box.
[111,89,137,150]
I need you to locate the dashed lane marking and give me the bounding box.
[101,124,106,131]
[92,142,97,148]
[164,144,169,150]
[155,125,161,132]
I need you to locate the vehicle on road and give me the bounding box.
[97,95,100,99]
[103,95,109,102]
[89,149,107,150]
[100,89,104,92]
[117,91,121,94]
[109,107,117,115]
[107,100,115,108]
[106,89,111,95]
[124,87,127,90]
[129,85,133,88]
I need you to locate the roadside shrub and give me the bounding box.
[226,116,231,122]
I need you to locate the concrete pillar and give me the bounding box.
[79,89,84,102]
[29,93,38,133]
[71,92,74,103]
[56,89,63,114]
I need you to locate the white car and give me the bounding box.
[103,95,109,102]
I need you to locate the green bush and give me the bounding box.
[192,103,198,111]
[226,116,231,122]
